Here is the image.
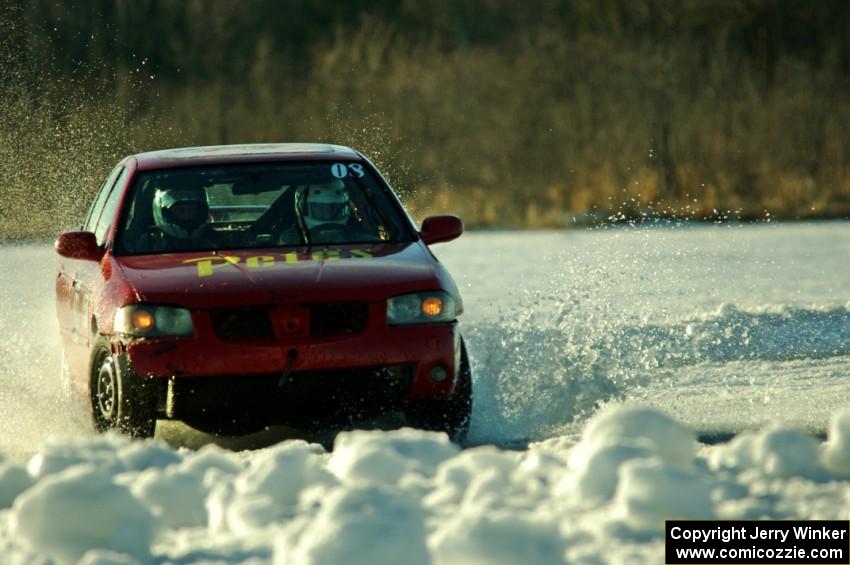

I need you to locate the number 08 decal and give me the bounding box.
[330,163,365,179]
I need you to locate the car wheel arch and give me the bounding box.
[88,336,155,438]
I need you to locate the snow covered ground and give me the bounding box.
[1,222,849,563]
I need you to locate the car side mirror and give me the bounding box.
[55,231,105,261]
[420,215,463,245]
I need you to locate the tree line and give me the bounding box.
[1,0,849,238]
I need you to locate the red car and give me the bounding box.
[55,144,472,441]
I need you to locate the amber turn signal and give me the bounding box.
[132,310,156,331]
[422,296,443,317]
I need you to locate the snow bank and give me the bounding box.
[209,440,334,536]
[752,427,825,480]
[328,427,459,486]
[430,510,566,565]
[118,439,182,471]
[0,461,33,508]
[11,465,156,564]
[560,440,653,502]
[276,485,429,565]
[822,408,850,475]
[26,433,132,479]
[181,443,244,476]
[707,425,826,480]
[561,405,697,504]
[425,447,518,511]
[574,406,695,467]
[6,404,850,562]
[78,550,143,565]
[130,466,209,529]
[614,458,714,532]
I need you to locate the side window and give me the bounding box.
[83,166,123,232]
[94,168,128,245]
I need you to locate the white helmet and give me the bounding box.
[300,180,350,229]
[152,187,210,239]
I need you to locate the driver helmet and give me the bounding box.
[300,180,350,229]
[152,187,210,239]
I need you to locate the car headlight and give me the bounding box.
[114,305,194,337]
[387,291,457,325]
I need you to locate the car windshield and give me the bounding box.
[115,162,414,255]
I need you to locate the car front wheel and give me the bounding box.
[90,339,156,439]
[406,339,473,443]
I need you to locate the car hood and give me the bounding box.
[112,242,444,308]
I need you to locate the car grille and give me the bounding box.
[211,303,368,341]
[211,307,274,341]
[309,303,368,336]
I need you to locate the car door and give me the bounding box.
[56,165,124,343]
[58,165,128,390]
[70,166,128,347]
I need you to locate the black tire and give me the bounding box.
[406,339,473,443]
[90,339,156,439]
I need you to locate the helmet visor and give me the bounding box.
[165,200,208,226]
[308,201,348,222]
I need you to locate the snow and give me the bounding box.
[822,409,850,476]
[614,458,714,531]
[575,406,695,467]
[429,510,566,565]
[1,222,850,562]
[11,465,157,564]
[5,405,850,561]
[751,426,826,480]
[210,441,335,536]
[275,485,430,565]
[328,427,459,484]
[0,461,33,509]
[563,440,654,502]
[129,467,209,529]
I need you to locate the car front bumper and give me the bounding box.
[118,317,462,402]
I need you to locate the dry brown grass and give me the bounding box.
[2,27,850,240]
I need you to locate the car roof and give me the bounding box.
[133,143,362,171]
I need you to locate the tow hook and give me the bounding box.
[277,348,298,388]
